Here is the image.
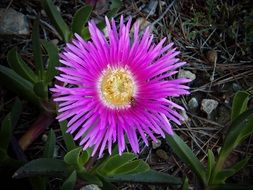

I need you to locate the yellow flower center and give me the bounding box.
[99,66,136,109]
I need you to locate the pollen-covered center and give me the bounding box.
[99,66,136,108]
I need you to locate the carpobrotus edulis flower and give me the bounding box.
[51,16,190,157]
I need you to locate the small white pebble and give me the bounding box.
[201,99,218,116]
[178,70,196,81]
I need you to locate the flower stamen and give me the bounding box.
[99,66,136,109]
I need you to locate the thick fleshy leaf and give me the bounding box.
[0,98,22,152]
[41,40,60,83]
[0,114,12,151]
[42,0,71,42]
[231,91,250,121]
[0,65,39,104]
[182,177,189,190]
[64,147,81,165]
[61,171,77,190]
[214,156,250,183]
[72,5,92,35]
[214,169,235,184]
[13,158,68,179]
[59,121,77,151]
[109,160,149,176]
[237,116,253,142]
[10,98,22,127]
[81,27,90,40]
[207,149,216,181]
[220,108,253,159]
[32,20,44,78]
[166,134,207,183]
[64,147,90,170]
[43,129,56,158]
[229,156,251,174]
[7,48,37,83]
[33,81,48,100]
[97,153,137,176]
[108,169,182,185]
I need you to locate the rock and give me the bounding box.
[0,8,29,35]
[156,149,169,161]
[142,0,158,16]
[232,83,242,92]
[41,9,47,17]
[180,109,189,122]
[201,99,218,117]
[80,184,101,190]
[178,70,196,81]
[41,134,48,142]
[188,97,199,110]
[152,139,161,149]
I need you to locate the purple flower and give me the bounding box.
[51,16,190,157]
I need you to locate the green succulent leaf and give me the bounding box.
[0,114,12,151]
[64,147,82,166]
[7,48,37,83]
[108,169,182,185]
[166,134,207,184]
[43,129,56,158]
[0,65,39,105]
[72,5,92,35]
[109,160,149,176]
[13,158,68,179]
[61,170,77,190]
[231,91,250,121]
[229,156,251,174]
[97,153,137,176]
[33,81,48,100]
[214,169,235,184]
[182,177,189,190]
[64,147,90,171]
[0,98,22,152]
[207,149,216,181]
[59,121,77,151]
[32,20,44,78]
[79,149,90,166]
[10,98,22,127]
[42,0,71,42]
[41,40,59,83]
[220,108,253,159]
[81,27,90,40]
[213,156,250,183]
